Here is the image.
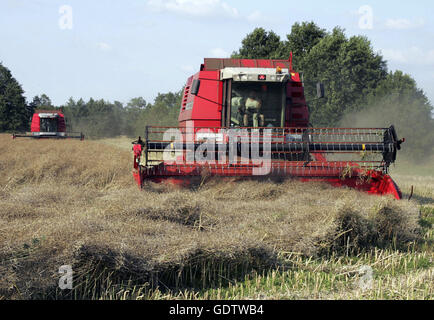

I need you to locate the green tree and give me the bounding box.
[132,90,182,137]
[0,63,28,131]
[28,94,55,124]
[231,28,283,59]
[282,21,327,69]
[127,97,147,109]
[123,97,148,137]
[31,94,53,110]
[299,27,388,126]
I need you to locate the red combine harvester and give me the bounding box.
[12,110,84,140]
[132,58,404,199]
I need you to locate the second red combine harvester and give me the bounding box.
[12,110,84,140]
[132,57,404,199]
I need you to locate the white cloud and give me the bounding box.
[147,0,239,18]
[381,47,434,65]
[384,18,425,30]
[96,42,111,51]
[209,47,229,58]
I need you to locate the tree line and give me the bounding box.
[0,21,432,161]
[60,92,182,138]
[0,69,182,138]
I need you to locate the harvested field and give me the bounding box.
[0,134,431,299]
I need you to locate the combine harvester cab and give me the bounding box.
[132,58,404,199]
[12,111,84,140]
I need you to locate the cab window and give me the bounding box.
[40,118,58,132]
[230,82,284,128]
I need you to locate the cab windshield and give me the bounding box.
[230,82,285,128]
[40,118,58,132]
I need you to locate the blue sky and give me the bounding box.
[1,0,433,106]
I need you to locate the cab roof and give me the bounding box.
[202,58,293,71]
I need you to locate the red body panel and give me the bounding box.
[286,82,309,127]
[30,114,40,132]
[179,71,222,128]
